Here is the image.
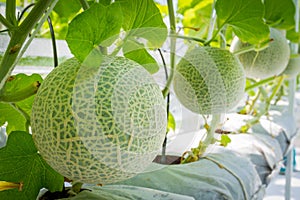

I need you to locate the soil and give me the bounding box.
[152,155,181,165]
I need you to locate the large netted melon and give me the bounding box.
[280,54,300,79]
[31,55,167,184]
[230,28,290,79]
[173,46,245,115]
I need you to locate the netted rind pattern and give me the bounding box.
[281,55,300,79]
[31,56,167,184]
[173,47,245,115]
[230,28,290,79]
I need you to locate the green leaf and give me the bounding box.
[0,73,42,102]
[0,103,26,134]
[215,0,269,44]
[0,74,42,133]
[287,28,300,43]
[53,0,82,19]
[264,0,295,30]
[0,131,64,200]
[116,0,167,47]
[100,0,112,6]
[167,112,176,132]
[123,40,159,74]
[220,135,231,147]
[66,3,123,61]
[180,0,213,38]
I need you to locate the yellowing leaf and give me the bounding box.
[0,181,22,192]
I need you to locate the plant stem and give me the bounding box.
[243,76,285,129]
[268,76,285,101]
[16,1,58,67]
[6,0,17,27]
[71,182,83,194]
[219,25,227,49]
[169,34,206,44]
[203,1,219,46]
[232,39,271,56]
[79,0,90,10]
[248,90,260,115]
[204,28,222,46]
[47,16,58,67]
[0,14,14,29]
[181,114,221,164]
[158,48,169,164]
[245,76,277,92]
[110,33,130,56]
[207,0,216,42]
[232,45,256,56]
[162,0,176,98]
[0,0,58,91]
[202,114,221,147]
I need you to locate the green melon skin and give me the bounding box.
[173,46,246,115]
[281,54,300,79]
[31,56,167,184]
[230,28,290,79]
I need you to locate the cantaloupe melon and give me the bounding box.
[31,55,167,184]
[281,54,300,79]
[230,28,290,79]
[173,46,245,115]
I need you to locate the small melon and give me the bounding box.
[230,28,290,79]
[31,55,167,184]
[173,46,245,115]
[280,54,300,79]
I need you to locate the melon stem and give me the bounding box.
[219,26,227,49]
[207,0,217,42]
[157,49,169,164]
[162,0,176,98]
[0,0,58,92]
[168,34,206,44]
[5,0,17,27]
[79,0,90,10]
[203,1,219,46]
[241,75,285,132]
[69,182,84,195]
[245,76,277,92]
[232,45,256,56]
[202,114,221,148]
[180,114,221,164]
[0,14,14,30]
[232,38,271,56]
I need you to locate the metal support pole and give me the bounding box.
[285,1,299,199]
[285,148,293,200]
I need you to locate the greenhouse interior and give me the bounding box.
[0,0,300,199]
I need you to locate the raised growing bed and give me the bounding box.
[0,1,299,200]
